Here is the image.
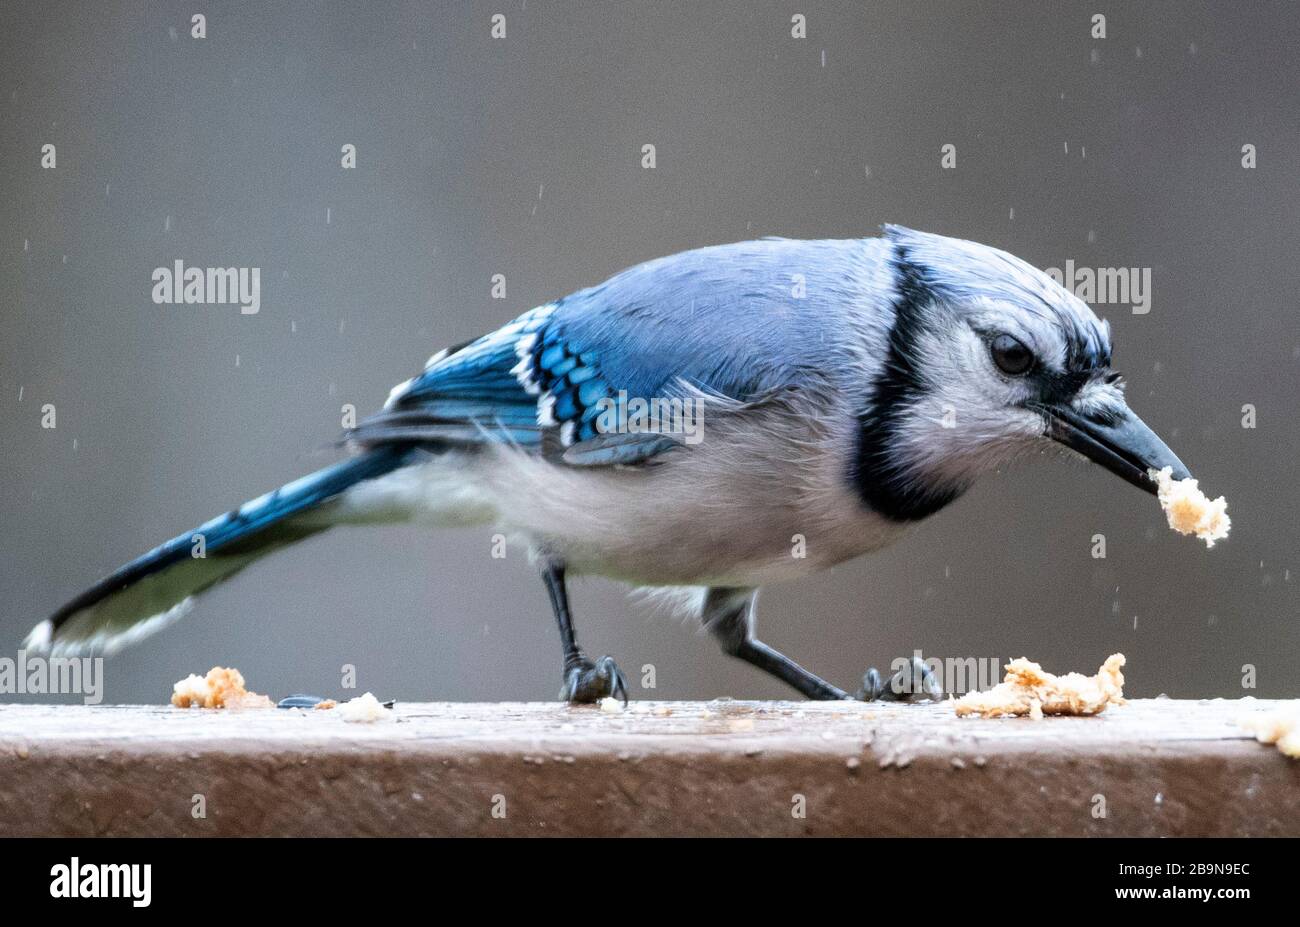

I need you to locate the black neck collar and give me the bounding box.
[852,245,967,522]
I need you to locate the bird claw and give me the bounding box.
[560,654,629,705]
[856,656,942,702]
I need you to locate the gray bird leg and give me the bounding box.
[542,562,628,705]
[703,587,850,699]
[703,587,940,702]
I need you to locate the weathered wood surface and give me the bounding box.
[0,699,1295,836]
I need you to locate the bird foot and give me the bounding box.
[855,656,943,702]
[560,654,629,705]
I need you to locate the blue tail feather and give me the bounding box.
[28,446,415,654]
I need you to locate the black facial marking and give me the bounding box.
[852,245,967,522]
[1034,336,1113,408]
[1033,367,1092,407]
[1065,322,1112,372]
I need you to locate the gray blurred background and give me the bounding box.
[2,1,1297,705]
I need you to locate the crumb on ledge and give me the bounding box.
[954,654,1126,719]
[171,667,274,710]
[337,692,389,723]
[1239,709,1300,759]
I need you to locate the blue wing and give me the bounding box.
[353,303,555,450]
[352,238,873,465]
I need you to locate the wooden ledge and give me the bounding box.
[0,699,1296,836]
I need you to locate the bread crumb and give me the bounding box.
[1239,709,1300,759]
[598,696,624,714]
[954,654,1126,719]
[337,692,389,723]
[171,667,273,709]
[1151,467,1230,547]
[313,699,337,710]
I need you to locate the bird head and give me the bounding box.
[855,226,1190,520]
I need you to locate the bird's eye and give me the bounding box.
[990,334,1034,376]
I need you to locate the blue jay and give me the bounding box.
[25,226,1192,704]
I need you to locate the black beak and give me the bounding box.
[1031,402,1191,495]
